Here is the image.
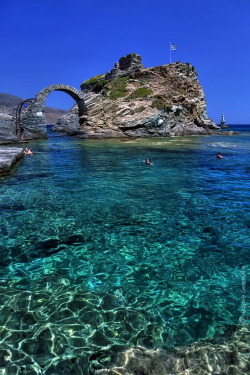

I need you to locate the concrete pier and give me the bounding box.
[0,147,24,176]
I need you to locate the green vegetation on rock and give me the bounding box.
[184,64,197,77]
[176,87,188,96]
[94,80,110,92]
[130,106,146,115]
[83,74,104,85]
[127,87,152,100]
[108,77,128,100]
[134,106,146,113]
[151,95,170,111]
[82,74,110,93]
[138,78,148,85]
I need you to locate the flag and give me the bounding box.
[170,44,176,51]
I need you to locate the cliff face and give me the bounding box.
[55,53,217,138]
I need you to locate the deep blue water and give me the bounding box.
[0,125,249,374]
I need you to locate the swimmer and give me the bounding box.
[23,148,33,155]
[144,157,153,165]
[216,153,224,159]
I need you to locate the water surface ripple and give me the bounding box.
[0,126,249,374]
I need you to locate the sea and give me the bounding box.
[0,125,249,374]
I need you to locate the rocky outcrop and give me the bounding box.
[80,53,144,92]
[0,147,24,175]
[96,327,250,375]
[0,92,68,144]
[0,113,20,144]
[57,53,218,138]
[105,52,144,81]
[51,102,80,134]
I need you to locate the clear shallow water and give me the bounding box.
[0,126,249,374]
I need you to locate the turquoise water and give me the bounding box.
[0,126,249,374]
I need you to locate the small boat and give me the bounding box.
[220,114,228,128]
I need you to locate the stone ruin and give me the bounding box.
[104,52,144,80]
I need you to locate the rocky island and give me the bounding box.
[1,53,236,143]
[0,53,236,175]
[54,53,219,138]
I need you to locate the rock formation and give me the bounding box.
[0,93,67,144]
[50,103,80,134]
[96,327,250,375]
[0,113,20,143]
[0,147,24,175]
[55,53,218,138]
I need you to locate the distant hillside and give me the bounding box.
[0,93,23,113]
[0,92,68,124]
[43,106,68,124]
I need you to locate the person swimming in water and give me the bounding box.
[144,157,153,165]
[216,153,224,159]
[23,148,33,155]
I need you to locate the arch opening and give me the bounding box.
[20,84,85,140]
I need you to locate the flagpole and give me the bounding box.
[169,43,176,63]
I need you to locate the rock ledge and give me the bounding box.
[0,147,24,176]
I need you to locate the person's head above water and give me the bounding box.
[145,157,153,165]
[216,153,224,159]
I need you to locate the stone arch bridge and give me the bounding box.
[20,84,85,139]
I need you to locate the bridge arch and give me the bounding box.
[21,84,85,139]
[35,84,85,108]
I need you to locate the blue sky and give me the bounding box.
[1,0,250,123]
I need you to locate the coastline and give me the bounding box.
[0,128,241,177]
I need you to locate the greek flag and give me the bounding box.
[170,44,176,50]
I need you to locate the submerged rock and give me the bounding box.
[57,53,218,138]
[96,327,250,375]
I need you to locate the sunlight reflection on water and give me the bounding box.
[0,127,249,374]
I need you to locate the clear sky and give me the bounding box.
[1,0,250,124]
